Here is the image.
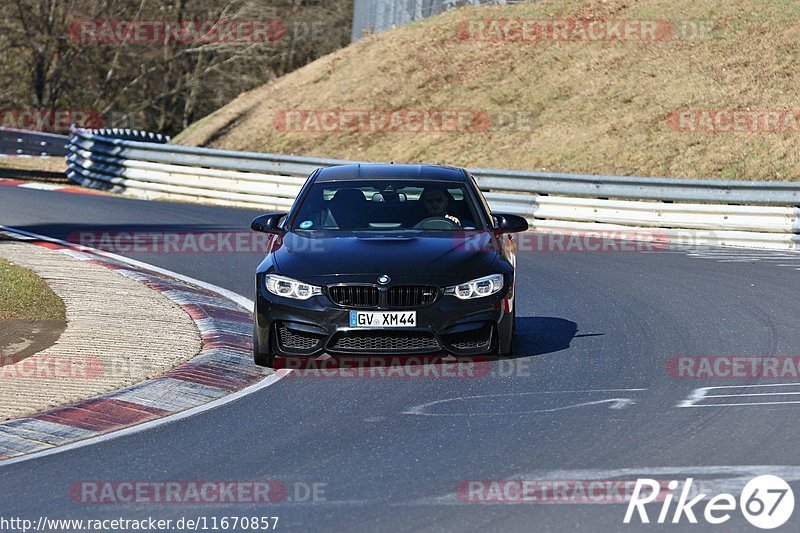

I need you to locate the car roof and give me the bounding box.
[313,164,468,183]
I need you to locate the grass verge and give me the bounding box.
[0,256,66,321]
[0,157,68,182]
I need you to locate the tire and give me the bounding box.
[511,306,517,336]
[253,328,276,368]
[498,336,514,358]
[496,308,515,358]
[254,352,276,368]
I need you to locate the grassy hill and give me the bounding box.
[174,0,800,181]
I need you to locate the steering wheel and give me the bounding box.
[413,217,460,230]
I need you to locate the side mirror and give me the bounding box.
[493,213,529,234]
[251,213,287,234]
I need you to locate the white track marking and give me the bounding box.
[689,401,800,407]
[0,225,292,468]
[678,383,800,408]
[403,389,645,417]
[17,183,65,191]
[416,465,800,506]
[705,391,800,398]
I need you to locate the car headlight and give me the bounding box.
[445,274,504,299]
[264,274,321,300]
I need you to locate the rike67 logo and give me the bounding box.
[624,475,794,529]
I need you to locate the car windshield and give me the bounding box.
[289,180,487,231]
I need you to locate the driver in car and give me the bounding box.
[420,186,460,226]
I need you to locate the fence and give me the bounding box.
[0,128,68,157]
[352,0,528,41]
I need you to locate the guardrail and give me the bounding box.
[0,128,68,157]
[66,127,800,250]
[81,128,171,144]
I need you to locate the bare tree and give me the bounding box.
[0,0,353,133]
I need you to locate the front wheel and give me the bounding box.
[496,307,515,357]
[254,352,276,368]
[511,306,517,336]
[253,328,276,368]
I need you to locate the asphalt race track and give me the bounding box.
[2,186,800,531]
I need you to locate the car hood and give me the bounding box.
[270,231,501,284]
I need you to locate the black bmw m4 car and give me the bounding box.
[251,163,528,367]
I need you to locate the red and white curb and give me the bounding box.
[0,177,110,196]
[0,228,270,461]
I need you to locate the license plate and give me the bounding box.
[349,311,417,328]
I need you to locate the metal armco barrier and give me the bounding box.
[82,128,171,144]
[65,128,800,250]
[0,128,68,157]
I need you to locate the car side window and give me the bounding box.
[467,173,494,228]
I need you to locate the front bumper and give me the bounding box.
[255,283,510,357]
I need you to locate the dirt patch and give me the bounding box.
[0,319,67,364]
